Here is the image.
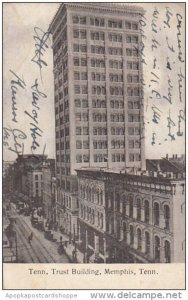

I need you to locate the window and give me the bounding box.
[129,196,133,217]
[73,44,79,52]
[83,141,89,149]
[145,232,150,255]
[137,198,141,221]
[35,174,38,180]
[82,113,88,121]
[75,99,81,107]
[144,200,149,223]
[130,225,134,246]
[164,205,170,230]
[76,127,82,135]
[82,86,88,94]
[76,113,81,121]
[81,58,87,66]
[82,99,88,108]
[133,62,139,70]
[76,155,82,163]
[83,127,89,135]
[74,72,80,80]
[80,45,87,52]
[154,202,160,226]
[76,141,82,149]
[154,236,160,261]
[109,47,123,56]
[164,240,171,263]
[74,58,79,66]
[126,49,132,56]
[74,85,80,94]
[132,23,138,30]
[109,33,122,42]
[80,30,86,39]
[137,228,142,250]
[125,22,131,29]
[123,222,127,241]
[72,16,79,24]
[90,17,105,27]
[83,155,89,162]
[73,30,79,38]
[81,72,87,80]
[80,17,86,24]
[108,19,122,28]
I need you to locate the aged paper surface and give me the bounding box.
[3,2,185,290]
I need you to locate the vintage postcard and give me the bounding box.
[2,2,185,290]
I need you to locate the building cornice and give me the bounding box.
[49,2,145,33]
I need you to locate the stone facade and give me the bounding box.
[49,2,146,240]
[76,169,185,263]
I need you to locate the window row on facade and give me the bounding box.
[55,127,69,137]
[76,152,140,163]
[76,154,90,163]
[74,98,126,109]
[73,57,140,70]
[73,29,139,43]
[73,44,139,57]
[80,184,104,205]
[74,85,140,96]
[72,15,139,31]
[74,72,136,83]
[56,154,70,163]
[76,114,140,124]
[56,166,70,176]
[56,140,70,150]
[74,125,141,137]
[107,194,170,230]
[80,204,104,229]
[106,220,171,262]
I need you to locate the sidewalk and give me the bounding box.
[10,205,70,263]
[11,203,85,263]
[49,228,85,263]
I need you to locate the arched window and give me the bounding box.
[130,225,134,246]
[88,187,91,201]
[97,190,100,203]
[91,187,94,202]
[122,195,126,215]
[111,192,114,210]
[85,185,88,199]
[164,205,170,230]
[137,228,142,250]
[129,196,134,218]
[137,198,141,221]
[116,193,120,212]
[154,236,160,261]
[164,240,171,263]
[145,231,150,255]
[154,202,160,226]
[123,222,127,241]
[83,186,86,199]
[144,200,149,223]
[80,185,83,198]
[100,191,103,205]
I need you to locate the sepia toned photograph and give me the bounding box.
[2,1,185,290]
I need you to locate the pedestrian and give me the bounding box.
[28,232,33,244]
[72,249,75,262]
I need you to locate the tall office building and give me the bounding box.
[49,3,146,236]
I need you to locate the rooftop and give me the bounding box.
[49,2,144,32]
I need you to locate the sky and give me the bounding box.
[3,2,185,162]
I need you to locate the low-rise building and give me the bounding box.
[42,159,55,223]
[76,168,185,263]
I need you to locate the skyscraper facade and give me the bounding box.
[49,3,146,236]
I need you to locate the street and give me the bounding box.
[6,206,70,263]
